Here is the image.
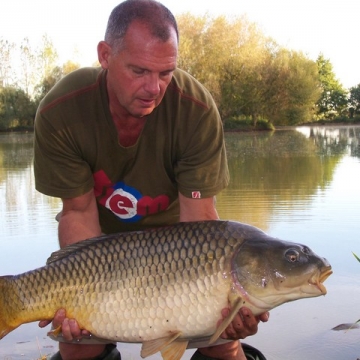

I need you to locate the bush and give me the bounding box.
[223,117,274,131]
[0,86,36,131]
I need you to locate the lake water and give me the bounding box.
[0,126,359,360]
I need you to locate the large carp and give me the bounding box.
[0,220,332,359]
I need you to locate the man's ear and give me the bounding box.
[97,41,112,69]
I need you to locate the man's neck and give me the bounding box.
[112,113,146,147]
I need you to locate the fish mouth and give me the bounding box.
[310,267,333,294]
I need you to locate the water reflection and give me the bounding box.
[306,125,360,157]
[217,127,359,231]
[0,133,34,170]
[0,133,61,274]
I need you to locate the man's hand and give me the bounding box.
[39,309,91,341]
[220,307,269,340]
[39,309,106,360]
[198,307,269,360]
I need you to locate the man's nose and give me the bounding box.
[144,74,160,95]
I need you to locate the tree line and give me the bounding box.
[1,14,360,131]
[0,34,81,131]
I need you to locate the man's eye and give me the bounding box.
[133,69,145,75]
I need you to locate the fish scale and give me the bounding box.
[0,220,332,360]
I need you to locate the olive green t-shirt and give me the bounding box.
[34,67,229,233]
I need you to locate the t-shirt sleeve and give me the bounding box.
[174,102,229,199]
[33,110,94,199]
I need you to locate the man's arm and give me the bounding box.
[58,189,102,248]
[178,193,219,222]
[178,193,269,360]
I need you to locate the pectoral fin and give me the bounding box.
[209,297,243,344]
[141,332,182,358]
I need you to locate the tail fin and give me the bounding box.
[0,276,18,340]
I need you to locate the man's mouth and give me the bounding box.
[138,98,156,106]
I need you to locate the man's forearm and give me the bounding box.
[178,194,220,222]
[58,211,102,248]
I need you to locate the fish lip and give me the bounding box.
[310,267,333,294]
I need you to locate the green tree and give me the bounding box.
[349,84,360,117]
[220,49,269,125]
[177,13,265,106]
[178,14,320,126]
[220,45,320,126]
[316,54,348,119]
[34,60,80,103]
[264,50,321,125]
[34,65,62,102]
[0,86,36,130]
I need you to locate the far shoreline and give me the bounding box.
[1,122,360,135]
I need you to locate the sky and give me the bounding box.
[1,0,359,88]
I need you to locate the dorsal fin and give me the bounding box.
[46,234,111,265]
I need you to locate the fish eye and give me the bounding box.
[285,249,299,263]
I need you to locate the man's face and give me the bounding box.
[99,21,178,118]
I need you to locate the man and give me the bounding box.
[34,0,268,359]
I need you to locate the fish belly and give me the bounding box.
[84,270,230,342]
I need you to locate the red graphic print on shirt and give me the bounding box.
[93,170,170,222]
